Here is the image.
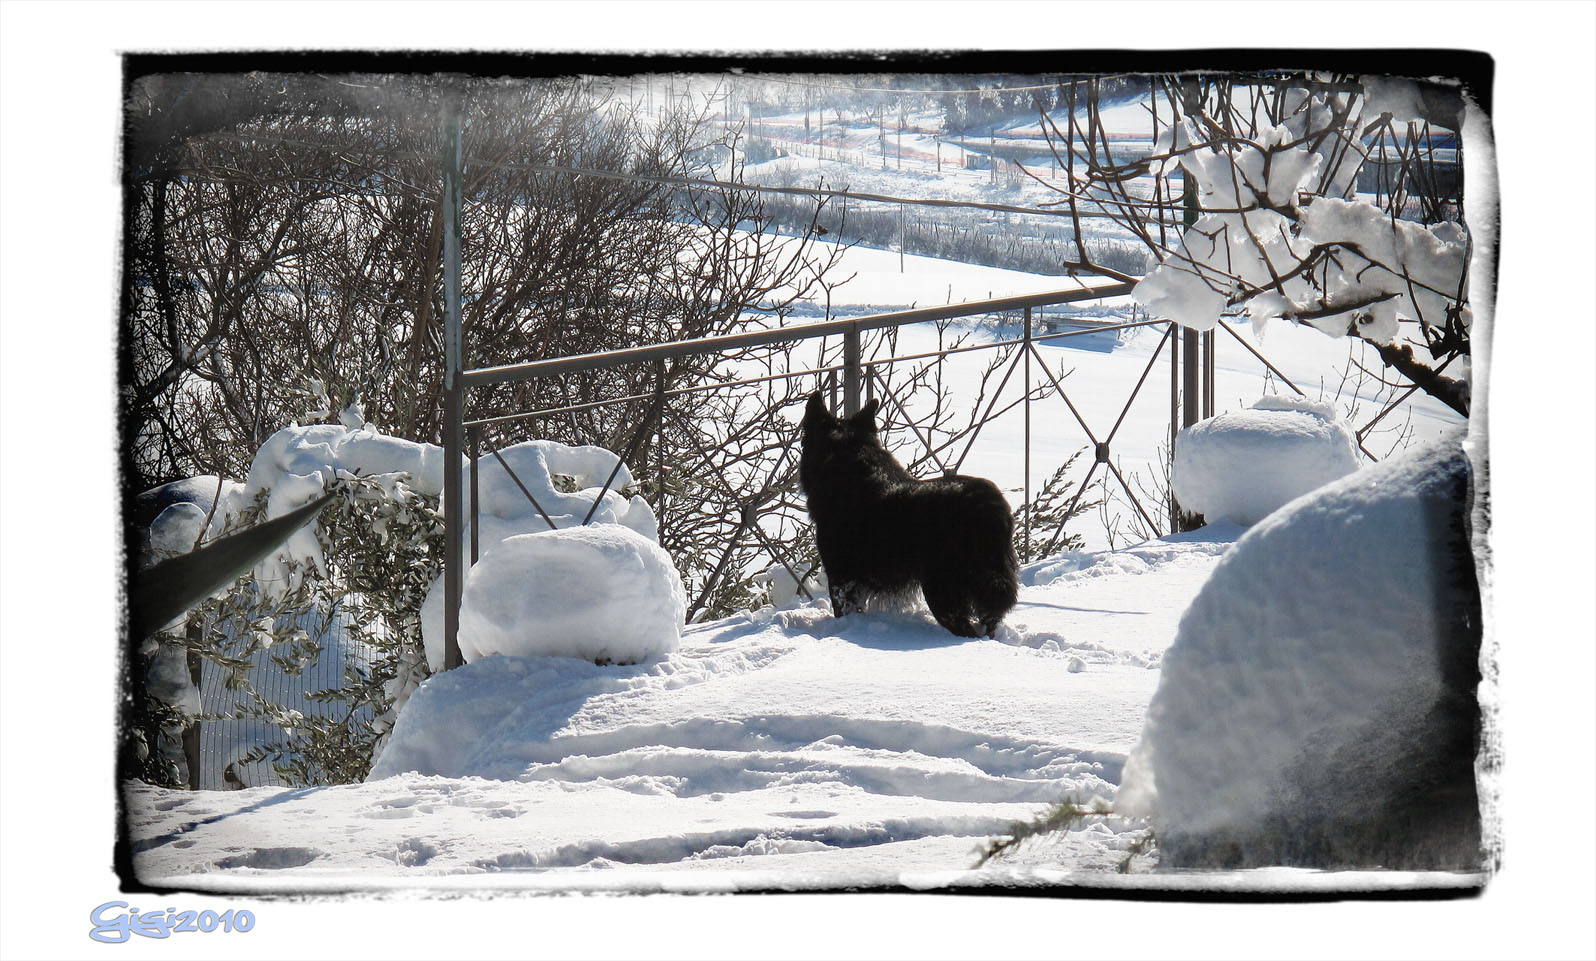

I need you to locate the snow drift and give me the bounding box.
[459,525,685,665]
[1171,395,1361,525]
[416,438,660,669]
[1118,432,1483,870]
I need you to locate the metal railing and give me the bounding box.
[430,113,1451,671]
[438,279,1237,665]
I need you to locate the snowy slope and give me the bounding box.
[125,530,1236,892]
[124,522,1483,893]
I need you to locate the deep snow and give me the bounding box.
[1121,433,1483,869]
[125,512,1484,892]
[122,526,1240,890]
[1171,395,1362,525]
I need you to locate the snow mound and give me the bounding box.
[1172,396,1360,525]
[418,439,660,670]
[1119,433,1483,870]
[458,524,685,666]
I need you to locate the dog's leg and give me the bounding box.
[921,575,982,638]
[830,580,861,617]
[971,567,1018,639]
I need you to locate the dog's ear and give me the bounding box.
[805,391,831,423]
[853,398,880,428]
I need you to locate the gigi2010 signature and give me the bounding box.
[89,901,255,943]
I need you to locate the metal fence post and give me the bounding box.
[1023,306,1032,559]
[1175,74,1204,532]
[1202,329,1215,419]
[468,424,480,567]
[655,357,667,538]
[441,98,465,672]
[843,325,862,415]
[1169,321,1180,533]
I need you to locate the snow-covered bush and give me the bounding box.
[125,418,455,786]
[1171,396,1361,526]
[459,525,686,665]
[1117,433,1483,870]
[131,416,682,784]
[416,436,659,670]
[154,470,443,786]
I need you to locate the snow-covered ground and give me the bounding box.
[125,512,1488,894]
[127,522,1362,892]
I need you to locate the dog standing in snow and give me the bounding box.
[799,391,1018,638]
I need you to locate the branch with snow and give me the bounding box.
[1040,75,1474,415]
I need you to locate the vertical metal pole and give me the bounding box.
[441,100,465,672]
[1169,321,1180,533]
[1182,329,1200,428]
[1177,75,1203,532]
[1023,306,1032,560]
[468,424,479,567]
[1200,328,1212,415]
[654,358,667,538]
[1181,74,1202,433]
[843,326,862,416]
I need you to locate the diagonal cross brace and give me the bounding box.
[583,378,668,527]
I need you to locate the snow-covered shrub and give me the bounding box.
[1041,75,1477,418]
[165,470,444,786]
[459,525,686,665]
[1132,117,1469,348]
[1118,433,1483,870]
[1171,396,1361,526]
[134,415,683,783]
[416,437,659,670]
[125,420,453,786]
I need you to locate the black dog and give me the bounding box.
[799,392,1019,638]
